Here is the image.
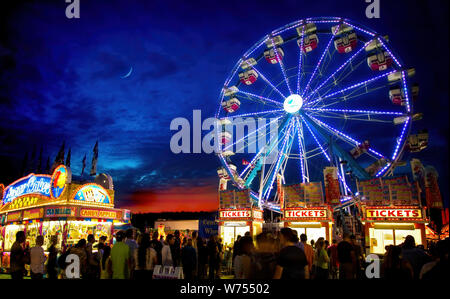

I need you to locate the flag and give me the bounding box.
[37,146,43,173]
[81,154,87,176]
[29,145,37,174]
[51,141,65,173]
[66,148,71,167]
[242,159,250,165]
[45,156,50,174]
[90,141,98,176]
[20,152,28,176]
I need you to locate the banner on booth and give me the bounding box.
[45,206,77,218]
[23,208,44,220]
[198,214,218,239]
[79,208,119,219]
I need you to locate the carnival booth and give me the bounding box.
[218,189,263,247]
[357,176,428,254]
[0,165,130,270]
[281,180,334,242]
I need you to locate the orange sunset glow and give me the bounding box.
[124,185,219,213]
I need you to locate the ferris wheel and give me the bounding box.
[216,17,417,213]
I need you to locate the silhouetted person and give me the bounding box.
[400,235,430,279]
[10,231,28,279]
[181,239,197,279]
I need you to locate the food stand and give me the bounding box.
[357,176,428,254]
[0,165,130,270]
[281,181,334,242]
[218,189,263,247]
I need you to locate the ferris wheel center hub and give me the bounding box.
[283,94,303,113]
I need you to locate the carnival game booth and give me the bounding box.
[218,189,263,247]
[0,165,130,270]
[357,176,428,255]
[281,181,334,242]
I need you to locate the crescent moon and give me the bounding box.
[120,67,133,79]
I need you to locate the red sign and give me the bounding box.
[219,210,251,218]
[366,208,422,219]
[284,209,327,219]
[80,208,119,219]
[23,208,43,220]
[7,211,22,222]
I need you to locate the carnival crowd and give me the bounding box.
[5,227,449,279]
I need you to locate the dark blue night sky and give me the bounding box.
[0,0,448,212]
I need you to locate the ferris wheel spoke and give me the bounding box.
[306,70,396,107]
[236,90,283,106]
[296,29,306,94]
[301,116,354,193]
[294,117,308,183]
[311,85,386,110]
[304,107,404,116]
[235,114,291,159]
[223,116,282,151]
[262,119,295,200]
[305,113,387,159]
[309,58,367,106]
[240,115,293,187]
[301,25,343,98]
[307,113,393,124]
[269,37,293,94]
[305,38,375,101]
[251,66,287,99]
[230,109,285,119]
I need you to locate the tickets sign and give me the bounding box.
[284,209,327,219]
[45,206,77,218]
[23,208,43,220]
[80,208,119,219]
[219,210,251,219]
[365,208,422,219]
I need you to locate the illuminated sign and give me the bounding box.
[123,209,131,221]
[73,184,110,204]
[7,211,22,222]
[80,208,118,219]
[0,184,4,206]
[50,165,71,198]
[220,210,251,218]
[253,210,263,219]
[366,208,422,219]
[45,206,77,218]
[284,209,327,219]
[23,208,44,220]
[2,174,51,205]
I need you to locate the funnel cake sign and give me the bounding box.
[2,174,51,205]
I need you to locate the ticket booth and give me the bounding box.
[282,207,333,243]
[361,205,428,254]
[218,208,263,247]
